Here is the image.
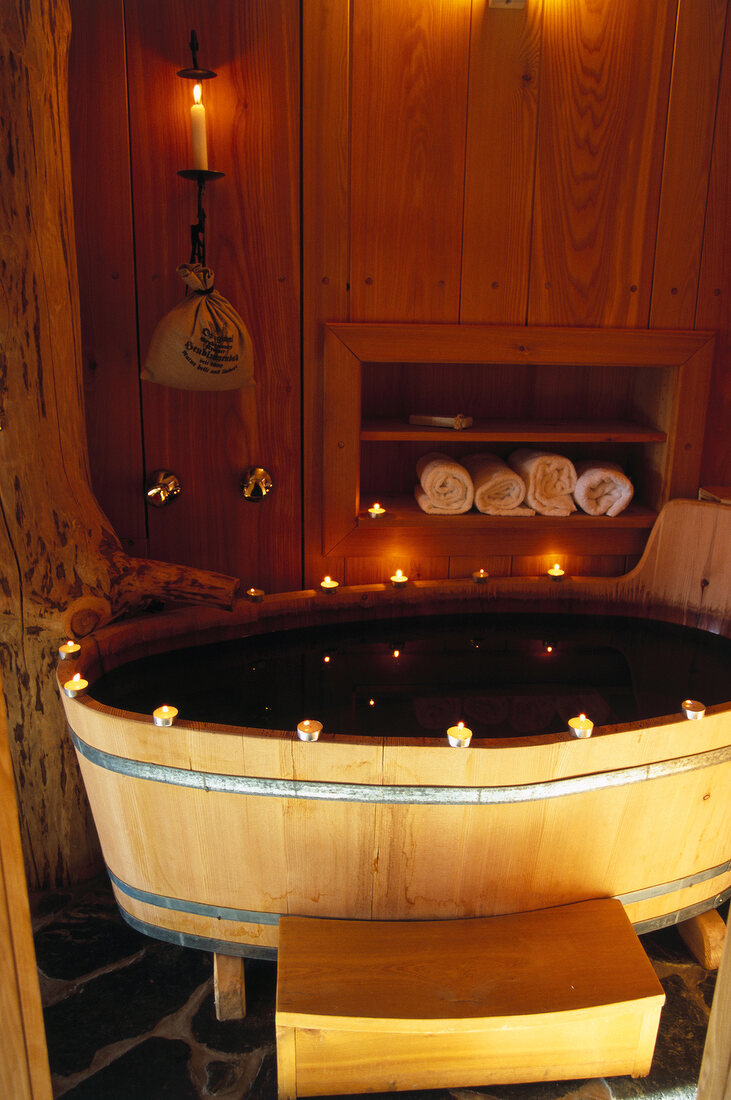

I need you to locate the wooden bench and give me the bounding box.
[275,899,665,1098]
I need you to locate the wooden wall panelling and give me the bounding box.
[460,0,543,324]
[303,0,351,587]
[349,0,471,322]
[528,0,679,327]
[697,5,731,485]
[650,0,728,329]
[0,674,53,1100]
[68,0,146,552]
[125,0,301,592]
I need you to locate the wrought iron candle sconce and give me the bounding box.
[177,30,224,266]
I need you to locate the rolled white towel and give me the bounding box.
[508,448,577,517]
[414,452,474,514]
[462,453,534,516]
[573,460,634,516]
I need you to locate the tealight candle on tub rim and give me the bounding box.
[245,587,265,603]
[58,639,81,660]
[297,719,323,742]
[472,568,489,583]
[547,563,565,580]
[682,699,706,720]
[320,576,339,592]
[568,713,594,738]
[153,705,179,727]
[368,502,386,519]
[390,569,408,588]
[447,721,472,748]
[63,673,88,699]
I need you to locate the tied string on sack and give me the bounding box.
[142,263,255,391]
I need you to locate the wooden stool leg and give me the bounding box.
[276,1025,297,1099]
[213,953,246,1020]
[677,910,727,970]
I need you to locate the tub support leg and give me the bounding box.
[677,909,727,970]
[214,953,247,1020]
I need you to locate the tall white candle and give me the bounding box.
[191,83,208,170]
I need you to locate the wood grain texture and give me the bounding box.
[0,671,53,1100]
[698,904,731,1099]
[125,0,301,591]
[68,0,146,546]
[529,0,678,326]
[349,0,471,321]
[214,953,246,1020]
[276,902,665,1094]
[650,0,728,329]
[461,0,542,323]
[302,0,350,587]
[697,3,731,487]
[678,910,727,970]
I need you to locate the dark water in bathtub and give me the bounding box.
[90,613,731,740]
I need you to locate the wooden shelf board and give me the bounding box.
[324,499,657,557]
[361,418,667,443]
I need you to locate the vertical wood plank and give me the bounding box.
[302,0,350,587]
[126,0,301,591]
[697,905,731,1099]
[528,0,678,326]
[68,0,146,547]
[349,0,471,321]
[0,673,53,1100]
[697,5,731,486]
[460,0,542,323]
[650,0,728,329]
[213,953,246,1020]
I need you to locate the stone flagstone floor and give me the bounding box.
[32,875,722,1100]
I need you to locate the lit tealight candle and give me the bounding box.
[63,673,88,699]
[297,719,323,742]
[390,569,408,588]
[320,575,339,592]
[153,705,179,727]
[245,587,264,603]
[472,568,489,583]
[447,721,473,748]
[58,639,81,660]
[568,713,594,738]
[548,562,565,580]
[368,502,386,519]
[191,83,208,171]
[682,699,706,720]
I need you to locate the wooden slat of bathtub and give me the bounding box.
[111,888,279,951]
[370,762,731,921]
[77,745,731,929]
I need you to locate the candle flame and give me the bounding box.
[323,576,331,583]
[553,562,560,570]
[72,674,81,684]
[392,648,400,658]
[458,721,464,730]
[396,569,403,578]
[373,502,381,509]
[579,713,586,721]
[193,83,202,104]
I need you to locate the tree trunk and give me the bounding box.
[0,0,239,887]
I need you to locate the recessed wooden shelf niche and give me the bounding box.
[322,324,714,558]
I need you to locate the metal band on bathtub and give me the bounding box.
[68,727,731,805]
[107,867,279,925]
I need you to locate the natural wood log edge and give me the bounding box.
[61,555,240,637]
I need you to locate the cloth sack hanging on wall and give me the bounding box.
[142,263,254,391]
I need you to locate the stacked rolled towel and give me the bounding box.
[508,448,577,517]
[462,453,535,515]
[414,452,474,514]
[573,460,634,516]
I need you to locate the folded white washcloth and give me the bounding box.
[462,453,534,516]
[508,448,577,517]
[573,460,634,516]
[414,452,474,514]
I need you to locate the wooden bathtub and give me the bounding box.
[58,500,731,959]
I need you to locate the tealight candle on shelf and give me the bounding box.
[297,719,322,742]
[472,568,489,583]
[682,699,706,720]
[153,705,179,727]
[547,563,565,580]
[63,673,88,699]
[58,639,81,660]
[368,502,386,519]
[390,569,408,588]
[447,721,473,748]
[245,587,264,603]
[320,575,339,592]
[568,713,594,738]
